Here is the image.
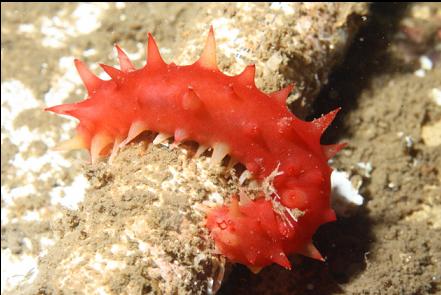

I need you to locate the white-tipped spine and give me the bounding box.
[153,132,172,145]
[119,121,149,148]
[239,170,252,185]
[210,142,230,167]
[91,133,113,164]
[195,144,209,157]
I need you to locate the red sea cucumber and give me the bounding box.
[46,27,345,272]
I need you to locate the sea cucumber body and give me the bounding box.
[47,28,343,270]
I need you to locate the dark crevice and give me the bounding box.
[311,3,410,143]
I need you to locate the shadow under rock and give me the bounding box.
[219,3,410,295]
[311,3,410,143]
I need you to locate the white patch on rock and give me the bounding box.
[431,88,441,106]
[115,2,126,9]
[331,170,364,217]
[50,174,88,210]
[270,3,296,15]
[73,3,107,34]
[211,18,243,60]
[422,120,441,147]
[1,80,39,137]
[419,56,433,71]
[414,69,426,78]
[265,52,283,72]
[18,23,35,34]
[1,76,86,277]
[0,250,38,294]
[44,56,83,106]
[41,3,109,48]
[356,162,373,178]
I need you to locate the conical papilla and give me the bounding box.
[115,44,135,72]
[74,59,102,94]
[196,26,217,70]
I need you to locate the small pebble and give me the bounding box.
[419,56,433,71]
[414,69,425,78]
[431,88,441,106]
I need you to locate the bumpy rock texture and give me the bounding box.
[23,142,233,294]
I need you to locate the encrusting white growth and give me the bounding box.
[330,170,364,217]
